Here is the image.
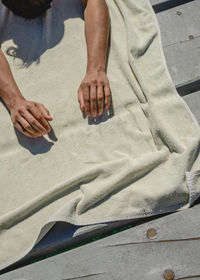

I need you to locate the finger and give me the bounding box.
[29,104,51,132]
[14,121,36,138]
[80,93,85,111]
[97,84,104,116]
[82,84,91,117]
[78,90,85,111]
[21,110,47,134]
[104,84,111,110]
[90,84,97,117]
[17,116,42,136]
[36,103,53,121]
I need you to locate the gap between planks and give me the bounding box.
[100,236,200,247]
[152,0,196,13]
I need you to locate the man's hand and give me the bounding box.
[9,98,53,138]
[78,69,111,117]
[0,49,53,138]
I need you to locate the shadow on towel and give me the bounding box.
[14,126,57,155]
[0,0,85,67]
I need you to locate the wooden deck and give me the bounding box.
[1,0,200,278]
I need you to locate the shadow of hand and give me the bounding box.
[14,126,57,155]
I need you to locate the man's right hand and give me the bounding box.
[9,98,53,138]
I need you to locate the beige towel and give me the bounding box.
[0,0,200,270]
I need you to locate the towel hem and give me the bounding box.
[185,170,200,206]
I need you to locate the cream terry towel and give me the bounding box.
[0,0,200,270]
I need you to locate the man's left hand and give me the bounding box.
[78,70,111,117]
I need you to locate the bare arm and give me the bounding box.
[83,0,109,73]
[0,49,52,138]
[0,48,24,108]
[78,0,111,117]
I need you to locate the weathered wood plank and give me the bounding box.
[156,0,200,87]
[1,219,140,273]
[150,0,196,13]
[156,1,200,46]
[2,203,200,280]
[183,91,200,124]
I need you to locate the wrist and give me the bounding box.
[1,89,25,111]
[86,64,106,74]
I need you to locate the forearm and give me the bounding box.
[83,0,110,73]
[0,49,24,110]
